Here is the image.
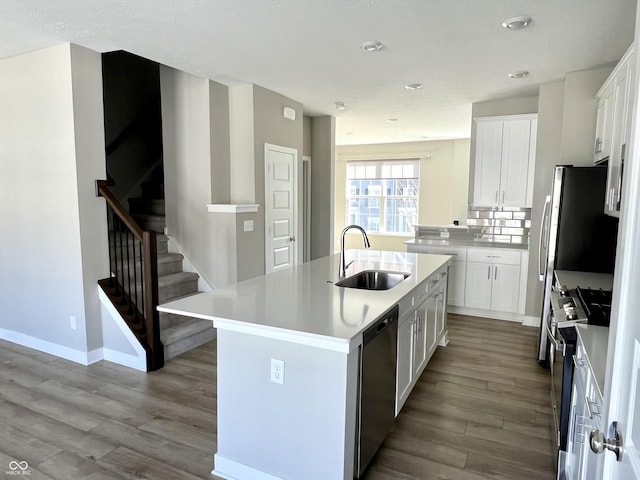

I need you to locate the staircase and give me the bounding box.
[127,173,216,360]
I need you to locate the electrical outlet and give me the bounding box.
[70,315,77,330]
[270,358,285,384]
[244,220,254,232]
[440,231,450,239]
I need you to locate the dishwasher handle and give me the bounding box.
[362,305,398,345]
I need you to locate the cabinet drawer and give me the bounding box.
[467,248,521,265]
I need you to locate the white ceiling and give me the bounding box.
[0,0,636,145]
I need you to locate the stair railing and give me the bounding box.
[96,179,164,371]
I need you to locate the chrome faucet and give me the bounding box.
[339,224,371,279]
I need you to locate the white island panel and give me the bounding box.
[213,328,359,480]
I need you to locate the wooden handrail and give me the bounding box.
[96,179,163,371]
[96,180,144,239]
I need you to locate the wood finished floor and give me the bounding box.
[0,313,555,480]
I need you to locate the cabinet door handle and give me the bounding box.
[495,266,498,280]
[487,265,491,279]
[495,190,499,204]
[595,137,602,154]
[501,191,505,204]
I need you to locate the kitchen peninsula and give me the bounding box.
[158,250,450,480]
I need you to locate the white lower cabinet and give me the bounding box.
[396,274,448,415]
[465,248,521,313]
[396,316,414,407]
[464,262,493,310]
[565,334,604,480]
[407,244,527,317]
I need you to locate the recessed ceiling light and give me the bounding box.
[405,83,423,90]
[502,16,532,29]
[335,101,346,110]
[360,41,383,52]
[507,71,529,79]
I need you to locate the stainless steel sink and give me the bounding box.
[335,270,410,291]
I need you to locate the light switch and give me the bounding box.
[244,220,254,232]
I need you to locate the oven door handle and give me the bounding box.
[546,324,565,354]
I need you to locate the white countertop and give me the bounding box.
[554,270,614,291]
[575,324,609,399]
[405,238,528,250]
[158,250,449,353]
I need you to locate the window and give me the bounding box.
[346,159,419,234]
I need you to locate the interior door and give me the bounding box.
[265,143,298,274]
[602,15,640,478]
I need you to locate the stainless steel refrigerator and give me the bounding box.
[537,165,618,364]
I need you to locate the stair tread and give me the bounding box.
[158,271,199,287]
[160,318,214,345]
[157,252,183,263]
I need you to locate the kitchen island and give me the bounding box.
[158,249,450,480]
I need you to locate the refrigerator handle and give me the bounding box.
[539,195,551,281]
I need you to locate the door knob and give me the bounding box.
[589,422,623,461]
[289,236,296,242]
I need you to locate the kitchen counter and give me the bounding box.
[159,249,449,353]
[158,250,450,480]
[554,270,614,291]
[405,238,528,250]
[575,324,609,399]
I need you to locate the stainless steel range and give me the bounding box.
[548,285,613,479]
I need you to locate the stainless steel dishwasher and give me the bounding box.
[354,304,398,478]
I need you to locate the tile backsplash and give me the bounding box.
[414,207,531,245]
[466,207,531,244]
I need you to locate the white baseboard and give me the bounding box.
[449,306,528,324]
[0,329,147,372]
[213,454,284,480]
[0,328,93,365]
[102,347,147,371]
[521,315,540,327]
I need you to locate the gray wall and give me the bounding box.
[0,43,108,354]
[210,80,231,203]
[250,85,304,275]
[160,67,237,288]
[303,115,312,157]
[527,81,565,318]
[310,116,336,259]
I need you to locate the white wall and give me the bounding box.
[160,67,237,288]
[335,139,470,252]
[0,43,108,358]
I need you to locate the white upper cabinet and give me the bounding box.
[473,114,538,208]
[597,44,635,217]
